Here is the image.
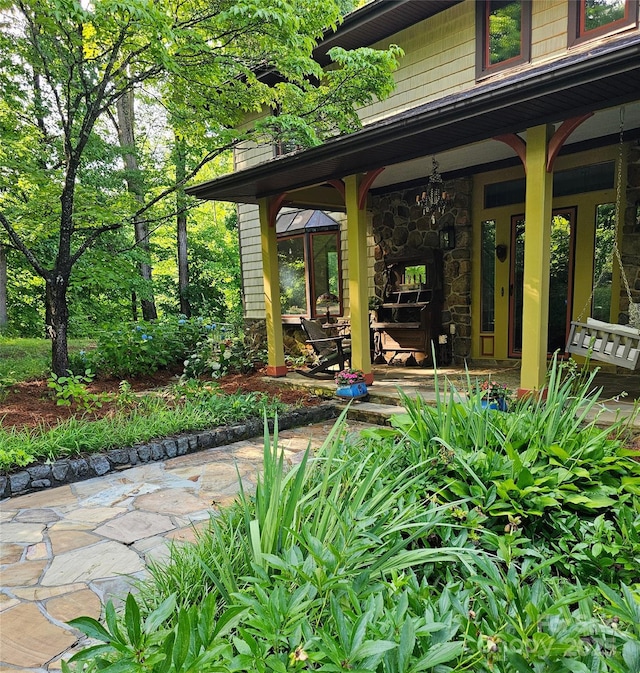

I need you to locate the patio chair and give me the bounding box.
[297,318,351,379]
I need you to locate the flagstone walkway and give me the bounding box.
[0,419,368,672]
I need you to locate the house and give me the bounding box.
[187,0,640,395]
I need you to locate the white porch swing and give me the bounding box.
[565,108,640,370]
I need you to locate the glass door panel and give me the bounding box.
[509,207,576,356]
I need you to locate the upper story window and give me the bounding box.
[569,0,639,45]
[476,1,532,79]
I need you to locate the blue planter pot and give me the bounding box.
[336,381,368,399]
[481,398,508,412]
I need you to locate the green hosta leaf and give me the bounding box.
[516,467,534,489]
[621,476,640,495]
[353,640,397,659]
[563,493,616,508]
[547,443,570,461]
[623,641,640,673]
[507,652,534,672]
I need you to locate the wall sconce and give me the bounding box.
[439,225,455,250]
[495,243,508,262]
[416,157,450,224]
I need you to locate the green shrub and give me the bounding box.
[181,324,247,379]
[47,370,105,411]
[89,317,213,377]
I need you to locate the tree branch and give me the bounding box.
[0,211,48,278]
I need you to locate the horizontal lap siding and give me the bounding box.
[359,2,475,126]
[532,1,568,60]
[238,202,264,320]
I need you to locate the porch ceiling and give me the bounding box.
[186,35,640,207]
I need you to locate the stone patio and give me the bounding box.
[0,420,370,672]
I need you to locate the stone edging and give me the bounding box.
[0,403,339,499]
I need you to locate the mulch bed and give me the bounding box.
[0,369,321,432]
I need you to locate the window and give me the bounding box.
[276,210,343,319]
[481,220,496,332]
[476,0,531,78]
[569,0,639,45]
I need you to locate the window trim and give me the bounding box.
[476,0,532,80]
[568,0,639,47]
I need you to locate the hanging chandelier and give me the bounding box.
[416,157,449,224]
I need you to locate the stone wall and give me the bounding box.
[370,177,473,359]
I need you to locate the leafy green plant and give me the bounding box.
[0,389,287,472]
[0,373,16,401]
[89,317,213,378]
[47,370,104,411]
[182,325,247,379]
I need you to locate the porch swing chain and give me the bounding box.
[574,106,638,327]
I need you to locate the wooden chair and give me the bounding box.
[298,318,351,379]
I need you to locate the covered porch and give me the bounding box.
[187,35,640,395]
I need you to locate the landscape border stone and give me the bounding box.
[0,403,339,499]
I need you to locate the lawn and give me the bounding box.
[64,359,640,673]
[0,336,94,382]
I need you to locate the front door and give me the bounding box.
[509,207,577,357]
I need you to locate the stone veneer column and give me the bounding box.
[370,177,473,359]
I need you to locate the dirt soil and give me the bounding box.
[0,369,322,432]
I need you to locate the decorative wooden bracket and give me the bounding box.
[327,179,345,199]
[358,168,385,209]
[268,193,288,227]
[546,113,593,172]
[495,114,593,174]
[495,133,527,172]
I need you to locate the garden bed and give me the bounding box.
[0,369,335,498]
[0,370,322,431]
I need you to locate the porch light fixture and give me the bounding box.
[416,157,450,224]
[439,224,455,250]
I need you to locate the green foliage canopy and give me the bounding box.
[0,0,402,371]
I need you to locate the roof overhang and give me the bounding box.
[257,0,464,85]
[187,35,640,205]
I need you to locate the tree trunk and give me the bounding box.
[116,89,157,321]
[47,273,70,376]
[175,133,191,317]
[0,244,7,329]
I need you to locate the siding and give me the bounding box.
[359,2,475,125]
[238,203,264,320]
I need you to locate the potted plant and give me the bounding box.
[335,368,368,399]
[479,379,510,411]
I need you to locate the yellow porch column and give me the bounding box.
[519,125,554,394]
[259,198,287,377]
[344,174,373,384]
